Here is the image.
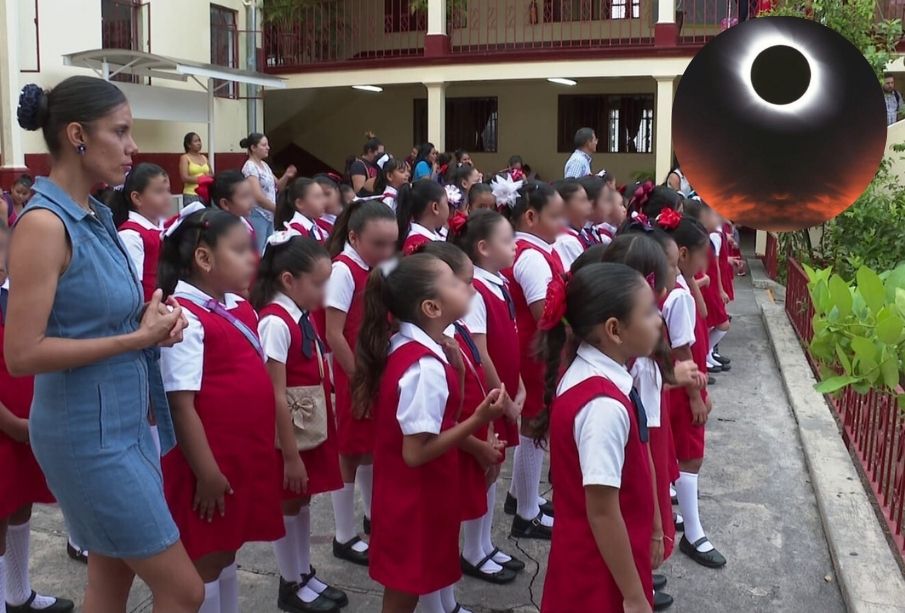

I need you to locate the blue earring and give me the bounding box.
[77,144,87,155]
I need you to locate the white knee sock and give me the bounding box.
[273,514,301,582]
[295,506,328,597]
[149,424,161,456]
[516,436,550,525]
[709,328,727,355]
[481,485,511,564]
[218,563,239,613]
[462,517,501,572]
[508,447,519,498]
[199,580,220,613]
[419,589,446,613]
[331,483,366,552]
[6,522,56,608]
[356,464,373,520]
[676,472,713,552]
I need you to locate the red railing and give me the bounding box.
[785,257,905,561]
[763,231,779,281]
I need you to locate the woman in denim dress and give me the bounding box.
[6,77,202,613]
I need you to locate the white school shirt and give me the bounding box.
[709,230,722,255]
[409,222,443,242]
[557,343,632,488]
[382,186,398,211]
[320,213,337,227]
[257,292,303,364]
[390,321,450,436]
[290,211,328,242]
[662,274,697,349]
[161,280,245,392]
[118,211,161,285]
[630,356,662,428]
[513,232,556,304]
[462,266,507,335]
[553,230,584,271]
[325,243,369,313]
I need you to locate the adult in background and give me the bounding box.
[349,134,385,197]
[10,76,201,612]
[666,157,698,199]
[241,132,296,252]
[564,127,597,178]
[178,132,210,205]
[883,73,904,125]
[412,142,438,182]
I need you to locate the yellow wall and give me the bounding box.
[265,77,659,183]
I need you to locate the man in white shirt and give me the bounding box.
[563,128,598,179]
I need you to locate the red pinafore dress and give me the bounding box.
[370,342,462,595]
[402,232,432,256]
[541,376,653,612]
[316,217,334,236]
[162,299,284,560]
[117,220,161,302]
[259,303,343,498]
[502,239,564,421]
[719,227,736,301]
[453,323,490,521]
[0,295,55,518]
[289,216,328,245]
[701,242,729,328]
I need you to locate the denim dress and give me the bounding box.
[22,178,179,558]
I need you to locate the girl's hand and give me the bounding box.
[705,396,713,416]
[721,290,730,304]
[283,454,309,495]
[623,596,653,613]
[193,470,233,522]
[140,290,185,348]
[158,296,188,348]
[475,385,506,424]
[3,417,29,444]
[286,165,298,179]
[690,397,709,425]
[674,360,705,389]
[475,441,503,469]
[485,462,502,486]
[651,534,664,569]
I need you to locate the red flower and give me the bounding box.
[448,211,468,236]
[195,175,215,205]
[538,273,570,331]
[630,180,655,212]
[656,208,682,230]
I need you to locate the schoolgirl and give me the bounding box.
[371,158,410,212]
[1,174,33,227]
[324,200,399,565]
[314,175,344,236]
[159,208,285,613]
[396,181,448,255]
[275,178,329,245]
[468,183,497,211]
[576,175,609,246]
[655,210,727,568]
[497,180,566,539]
[202,170,257,237]
[253,232,347,613]
[537,263,662,613]
[350,253,506,613]
[0,225,74,613]
[553,179,593,270]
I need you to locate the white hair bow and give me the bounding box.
[163,201,207,238]
[265,228,302,252]
[444,184,463,208]
[491,173,524,208]
[376,153,391,169]
[377,257,400,278]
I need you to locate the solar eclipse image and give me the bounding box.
[673,17,888,232]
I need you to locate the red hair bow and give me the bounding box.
[645,272,657,290]
[538,272,570,331]
[656,208,682,230]
[630,180,655,211]
[447,211,468,236]
[195,175,215,205]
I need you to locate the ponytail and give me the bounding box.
[275,177,317,230]
[395,181,446,250]
[158,209,242,297]
[327,198,396,258]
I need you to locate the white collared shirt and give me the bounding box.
[1,278,9,291]
[118,211,161,284]
[258,292,304,364]
[290,211,327,242]
[325,243,369,313]
[630,356,662,428]
[710,231,722,256]
[513,231,555,305]
[557,343,633,488]
[463,266,507,335]
[408,222,442,242]
[662,273,696,349]
[320,213,337,226]
[390,321,450,436]
[382,186,398,211]
[161,280,245,392]
[554,229,584,271]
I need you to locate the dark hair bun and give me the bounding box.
[18,83,48,131]
[239,137,250,149]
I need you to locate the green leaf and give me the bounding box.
[897,288,905,318]
[851,336,877,363]
[877,312,904,344]
[857,266,886,314]
[829,275,852,318]
[815,376,859,394]
[898,395,905,410]
[835,343,852,375]
[881,357,900,390]
[803,262,818,284]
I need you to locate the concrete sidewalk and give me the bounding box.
[24,273,845,612]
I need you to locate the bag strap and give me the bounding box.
[180,294,265,361]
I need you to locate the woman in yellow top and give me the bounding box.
[179,132,210,204]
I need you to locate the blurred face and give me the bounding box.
[199,223,258,295]
[609,192,626,225]
[351,218,398,267]
[10,184,31,208]
[76,102,138,187]
[218,179,255,218]
[523,192,566,244]
[322,184,343,216]
[678,242,710,277]
[603,281,662,359]
[452,258,476,300]
[461,169,480,193]
[341,187,356,206]
[190,134,203,153]
[471,191,497,211]
[132,174,172,223]
[426,260,472,324]
[428,148,438,164]
[565,189,592,228]
[388,166,410,187]
[884,77,895,92]
[480,218,516,271]
[460,153,473,166]
[284,255,332,312]
[662,239,680,294]
[589,188,612,224]
[251,136,270,159]
[298,183,327,219]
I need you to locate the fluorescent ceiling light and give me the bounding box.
[353,85,383,92]
[547,78,577,86]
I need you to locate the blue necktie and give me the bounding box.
[453,322,481,365]
[499,282,516,320]
[0,286,7,326]
[299,311,325,359]
[628,387,650,443]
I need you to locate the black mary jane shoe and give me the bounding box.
[332,536,369,566]
[7,592,74,613]
[712,352,731,366]
[304,566,348,607]
[653,574,667,591]
[712,358,731,371]
[674,514,684,532]
[707,364,723,374]
[654,590,674,611]
[707,375,717,385]
[66,542,87,564]
[489,547,525,572]
[278,578,338,613]
[679,535,727,568]
[510,512,552,540]
[503,493,554,517]
[362,515,371,536]
[460,553,517,584]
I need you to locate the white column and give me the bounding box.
[425,81,446,152]
[658,0,676,23]
[0,0,25,169]
[428,0,447,36]
[654,76,675,184]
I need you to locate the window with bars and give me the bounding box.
[413,97,499,153]
[543,0,640,21]
[385,0,426,32]
[211,4,239,99]
[558,94,654,153]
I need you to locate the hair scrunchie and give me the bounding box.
[18,84,47,131]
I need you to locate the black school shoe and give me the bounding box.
[7,592,74,613]
[490,547,526,572]
[510,512,552,540]
[332,536,369,566]
[65,541,87,564]
[654,590,674,611]
[714,344,731,364]
[712,352,731,366]
[679,535,726,568]
[278,578,338,613]
[304,567,348,607]
[674,514,684,532]
[707,364,723,374]
[363,515,371,535]
[503,493,554,517]
[460,554,518,584]
[653,574,667,591]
